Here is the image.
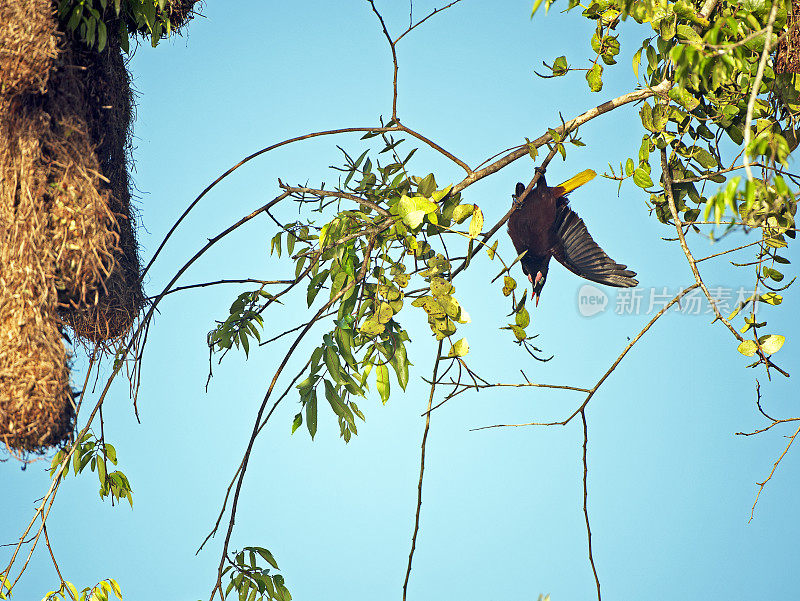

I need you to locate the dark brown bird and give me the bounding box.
[507,169,638,306]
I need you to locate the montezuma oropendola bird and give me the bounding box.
[507,169,638,306]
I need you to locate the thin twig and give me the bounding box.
[395,0,464,44]
[366,0,399,121]
[140,126,399,280]
[748,423,800,522]
[582,410,601,601]
[403,339,444,601]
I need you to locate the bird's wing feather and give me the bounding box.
[551,201,638,288]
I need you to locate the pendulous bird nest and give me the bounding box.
[0,0,151,455]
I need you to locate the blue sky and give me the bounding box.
[4,1,799,600]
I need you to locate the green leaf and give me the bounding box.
[105,443,117,464]
[758,334,785,354]
[515,306,530,328]
[390,341,410,391]
[633,168,654,188]
[692,148,717,169]
[291,412,303,434]
[737,340,759,357]
[452,204,474,224]
[437,294,461,318]
[254,547,279,570]
[306,392,318,439]
[448,338,469,357]
[66,582,79,601]
[652,103,669,132]
[586,63,603,92]
[324,380,354,426]
[668,86,700,110]
[324,345,342,382]
[430,277,454,296]
[639,103,654,132]
[97,19,107,51]
[418,173,437,197]
[376,364,390,404]
[468,206,484,238]
[360,317,385,336]
[335,327,357,368]
[552,55,568,76]
[509,324,527,341]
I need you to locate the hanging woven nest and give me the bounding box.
[54,24,144,343]
[1,3,136,454]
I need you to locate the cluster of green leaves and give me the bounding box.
[498,276,532,341]
[212,128,506,440]
[208,291,272,359]
[39,579,122,601]
[49,432,133,507]
[57,0,187,52]
[535,0,797,366]
[279,132,489,438]
[221,547,290,601]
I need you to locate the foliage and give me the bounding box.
[40,579,122,601]
[49,432,133,507]
[57,0,190,52]
[0,575,122,601]
[536,0,796,370]
[221,547,290,601]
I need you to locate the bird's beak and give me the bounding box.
[533,271,544,307]
[555,169,596,196]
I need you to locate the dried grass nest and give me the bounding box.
[0,0,152,455]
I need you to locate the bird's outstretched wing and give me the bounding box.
[551,201,638,288]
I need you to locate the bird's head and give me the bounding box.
[522,256,549,307]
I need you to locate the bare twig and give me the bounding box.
[395,0,464,45]
[747,423,800,522]
[140,127,400,281]
[582,411,601,601]
[403,339,444,601]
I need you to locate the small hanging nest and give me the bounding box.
[776,0,800,74]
